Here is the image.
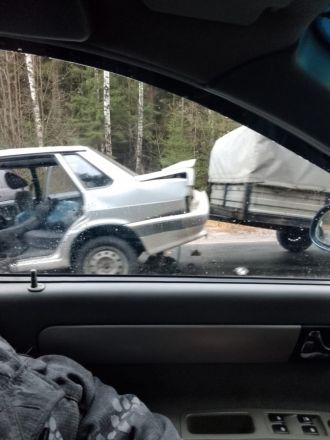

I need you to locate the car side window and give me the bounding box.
[46,165,78,196]
[0,49,329,279]
[63,154,113,189]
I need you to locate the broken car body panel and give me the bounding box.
[0,146,209,273]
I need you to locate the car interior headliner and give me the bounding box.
[0,0,329,170]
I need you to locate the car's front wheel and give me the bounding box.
[74,236,138,275]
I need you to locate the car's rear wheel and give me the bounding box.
[74,236,138,275]
[276,228,312,253]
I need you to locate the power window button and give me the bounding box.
[302,426,318,435]
[298,415,313,424]
[273,424,289,434]
[269,415,285,423]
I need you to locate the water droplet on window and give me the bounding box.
[234,266,249,276]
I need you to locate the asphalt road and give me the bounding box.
[1,239,330,279]
[171,240,330,278]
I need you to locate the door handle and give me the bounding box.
[300,330,330,359]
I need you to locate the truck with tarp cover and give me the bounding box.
[208,126,330,252]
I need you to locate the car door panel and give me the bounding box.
[1,278,330,349]
[1,279,330,437]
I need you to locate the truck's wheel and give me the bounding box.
[74,236,138,275]
[276,228,312,253]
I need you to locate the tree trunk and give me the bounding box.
[135,81,144,173]
[103,70,112,155]
[25,53,43,147]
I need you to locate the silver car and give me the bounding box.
[0,146,209,274]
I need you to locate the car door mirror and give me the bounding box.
[310,205,330,251]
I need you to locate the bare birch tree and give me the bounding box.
[25,53,43,147]
[103,70,112,156]
[135,81,144,173]
[103,70,112,155]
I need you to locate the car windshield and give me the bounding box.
[0,50,329,279]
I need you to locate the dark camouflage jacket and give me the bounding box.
[0,337,180,440]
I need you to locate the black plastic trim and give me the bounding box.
[0,280,330,354]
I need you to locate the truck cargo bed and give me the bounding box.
[209,183,330,230]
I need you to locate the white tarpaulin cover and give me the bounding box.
[208,126,330,192]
